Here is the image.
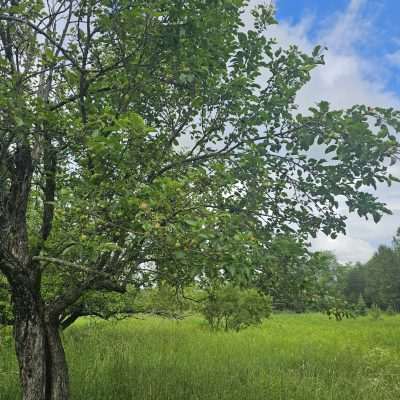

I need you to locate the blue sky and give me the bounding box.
[245,1,400,263]
[276,0,400,97]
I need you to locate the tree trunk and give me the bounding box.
[44,316,69,400]
[13,287,69,400]
[14,291,47,400]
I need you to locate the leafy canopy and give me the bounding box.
[0,0,399,325]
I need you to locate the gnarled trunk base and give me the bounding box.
[44,318,69,400]
[14,302,47,400]
[13,289,69,400]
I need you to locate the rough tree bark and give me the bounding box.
[43,315,69,400]
[12,283,69,400]
[13,285,47,400]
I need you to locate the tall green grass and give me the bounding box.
[1,314,400,399]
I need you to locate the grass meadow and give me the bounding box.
[1,313,400,399]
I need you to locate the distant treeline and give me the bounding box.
[266,231,400,314]
[341,240,400,311]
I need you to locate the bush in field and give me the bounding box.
[370,304,382,320]
[356,294,368,316]
[322,296,355,321]
[202,286,272,331]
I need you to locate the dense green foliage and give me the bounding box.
[2,314,400,400]
[341,230,400,311]
[254,238,346,313]
[202,285,272,331]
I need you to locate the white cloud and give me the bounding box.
[317,0,371,53]
[386,50,400,67]
[312,234,375,264]
[246,0,400,263]
[265,3,400,111]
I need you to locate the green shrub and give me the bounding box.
[370,304,382,320]
[356,294,368,316]
[202,286,272,331]
[321,296,355,321]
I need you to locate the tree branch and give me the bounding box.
[0,14,80,70]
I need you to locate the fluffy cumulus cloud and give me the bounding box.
[244,0,400,263]
[312,234,375,264]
